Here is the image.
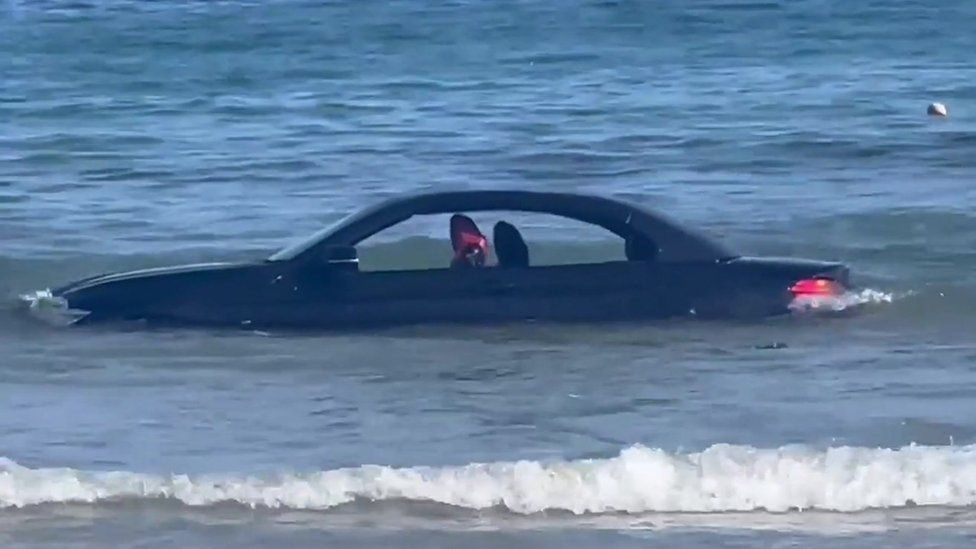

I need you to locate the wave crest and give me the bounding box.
[5,443,976,514]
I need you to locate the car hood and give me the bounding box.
[53,262,252,296]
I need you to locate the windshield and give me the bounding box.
[266,212,359,262]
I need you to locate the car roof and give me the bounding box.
[269,189,736,263]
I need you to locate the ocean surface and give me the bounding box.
[3,0,976,547]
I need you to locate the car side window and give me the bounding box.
[353,212,640,272]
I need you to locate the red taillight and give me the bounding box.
[790,278,842,297]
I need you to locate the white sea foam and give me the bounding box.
[4,443,976,514]
[17,289,89,326]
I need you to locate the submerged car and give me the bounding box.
[36,190,851,328]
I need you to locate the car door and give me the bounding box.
[286,261,507,328]
[474,259,688,322]
[286,258,689,328]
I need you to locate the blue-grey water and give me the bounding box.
[3,1,976,547]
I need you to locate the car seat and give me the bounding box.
[493,221,529,268]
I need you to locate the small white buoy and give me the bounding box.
[927,102,948,117]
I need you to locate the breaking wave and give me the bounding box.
[4,443,976,514]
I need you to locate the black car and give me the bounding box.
[36,190,851,328]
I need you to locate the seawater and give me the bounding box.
[3,1,976,547]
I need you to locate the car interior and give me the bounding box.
[349,207,666,273]
[447,213,656,270]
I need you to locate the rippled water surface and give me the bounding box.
[3,1,976,547]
